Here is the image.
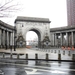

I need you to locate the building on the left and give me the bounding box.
[0,20,15,49]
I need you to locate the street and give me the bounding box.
[0,60,75,75]
[0,48,75,75]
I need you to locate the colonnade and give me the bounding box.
[0,28,14,49]
[52,31,75,47]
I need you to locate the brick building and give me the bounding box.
[67,0,75,26]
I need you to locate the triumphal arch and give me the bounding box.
[15,16,51,48]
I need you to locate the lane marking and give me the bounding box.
[50,70,67,74]
[25,69,42,74]
[25,67,67,74]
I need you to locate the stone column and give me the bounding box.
[68,32,71,47]
[60,33,63,46]
[10,33,12,46]
[53,33,55,46]
[5,30,7,49]
[66,32,69,47]
[0,29,1,48]
[8,32,10,47]
[10,32,13,46]
[7,31,9,47]
[1,30,3,48]
[54,33,57,47]
[9,32,11,47]
[71,31,74,46]
[54,33,55,46]
[3,30,5,47]
[12,31,14,46]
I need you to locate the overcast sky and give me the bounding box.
[0,0,67,28]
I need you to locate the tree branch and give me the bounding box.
[0,0,21,17]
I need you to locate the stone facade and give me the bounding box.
[1,16,75,49]
[0,20,14,49]
[50,26,75,47]
[15,16,51,48]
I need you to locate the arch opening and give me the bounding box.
[26,29,41,48]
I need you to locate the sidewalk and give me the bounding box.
[0,48,74,61]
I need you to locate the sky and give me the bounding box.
[0,0,67,28]
[0,0,68,42]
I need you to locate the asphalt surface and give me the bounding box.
[0,60,75,75]
[0,48,75,75]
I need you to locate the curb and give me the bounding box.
[0,58,75,62]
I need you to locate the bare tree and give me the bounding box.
[0,0,20,17]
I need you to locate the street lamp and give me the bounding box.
[14,26,16,51]
[5,29,7,50]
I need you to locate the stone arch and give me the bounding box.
[15,16,51,48]
[24,28,42,48]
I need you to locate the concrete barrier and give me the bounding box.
[49,50,50,52]
[55,50,56,53]
[10,54,12,59]
[1,52,75,62]
[58,50,60,54]
[51,50,53,53]
[26,54,28,59]
[58,54,61,60]
[72,54,75,60]
[63,51,65,55]
[3,53,5,58]
[35,54,38,59]
[68,51,71,56]
[17,54,19,59]
[46,53,49,60]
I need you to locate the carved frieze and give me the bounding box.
[17,22,48,26]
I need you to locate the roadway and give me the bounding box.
[0,48,75,75]
[0,60,75,75]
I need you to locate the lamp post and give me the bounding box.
[10,31,13,53]
[14,26,16,51]
[5,29,7,50]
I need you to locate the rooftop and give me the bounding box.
[15,16,51,23]
[50,26,75,32]
[0,20,14,30]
